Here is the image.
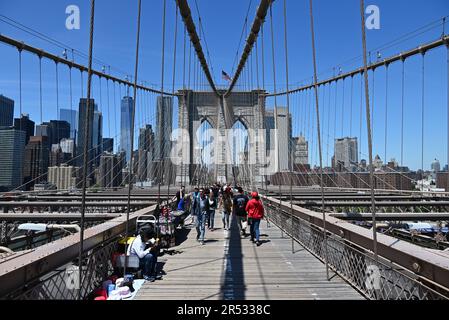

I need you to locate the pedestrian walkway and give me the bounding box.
[134,214,363,300]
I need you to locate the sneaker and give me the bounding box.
[201,241,205,245]
[154,274,163,280]
[250,238,255,243]
[256,241,261,247]
[144,276,155,282]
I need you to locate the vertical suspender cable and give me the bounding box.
[384,64,389,164]
[283,0,294,253]
[309,1,328,272]
[107,77,111,138]
[350,75,354,137]
[421,52,426,191]
[447,42,449,193]
[79,0,96,299]
[167,3,179,201]
[18,48,22,125]
[359,75,363,162]
[125,0,142,277]
[113,81,117,150]
[341,79,345,137]
[269,4,281,213]
[69,65,73,139]
[158,0,167,205]
[400,59,405,166]
[56,62,60,140]
[359,0,378,261]
[39,56,43,181]
[261,24,267,193]
[39,56,43,124]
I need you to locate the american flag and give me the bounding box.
[222,70,232,82]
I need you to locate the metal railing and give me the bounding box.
[9,239,118,300]
[264,201,449,300]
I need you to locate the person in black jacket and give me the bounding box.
[233,187,249,236]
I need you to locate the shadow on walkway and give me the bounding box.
[219,215,246,300]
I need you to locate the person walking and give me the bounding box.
[197,189,210,245]
[246,191,264,246]
[208,191,217,231]
[233,187,249,236]
[219,188,233,230]
[190,187,201,230]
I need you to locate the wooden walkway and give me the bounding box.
[134,214,363,300]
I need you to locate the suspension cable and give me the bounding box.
[168,2,179,201]
[282,0,295,253]
[400,59,405,166]
[349,75,354,137]
[384,64,389,162]
[18,48,22,124]
[79,0,96,300]
[124,0,143,277]
[39,56,43,124]
[359,0,378,261]
[421,51,426,191]
[55,62,60,140]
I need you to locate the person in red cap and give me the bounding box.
[246,191,264,246]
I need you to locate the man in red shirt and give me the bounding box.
[246,191,264,246]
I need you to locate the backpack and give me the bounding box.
[234,195,248,215]
[223,197,232,212]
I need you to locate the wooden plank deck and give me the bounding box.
[134,214,364,300]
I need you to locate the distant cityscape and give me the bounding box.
[0,93,173,192]
[0,93,448,193]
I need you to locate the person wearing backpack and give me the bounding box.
[233,187,249,236]
[219,188,233,230]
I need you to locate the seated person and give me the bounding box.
[127,228,162,282]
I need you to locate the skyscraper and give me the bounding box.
[334,137,358,170]
[0,95,14,128]
[292,136,309,169]
[264,107,292,171]
[49,120,70,145]
[120,96,133,163]
[23,136,50,189]
[77,98,96,185]
[137,125,155,182]
[99,152,124,188]
[0,128,25,191]
[48,164,78,190]
[60,138,76,157]
[155,96,173,161]
[14,113,35,144]
[102,138,114,153]
[93,109,103,167]
[60,109,78,141]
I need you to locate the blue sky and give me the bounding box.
[0,0,448,170]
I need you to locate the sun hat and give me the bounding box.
[118,286,132,299]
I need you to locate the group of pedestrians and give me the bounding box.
[176,183,265,246]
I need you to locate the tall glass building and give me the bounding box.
[120,96,133,163]
[0,95,14,128]
[0,128,25,190]
[60,109,78,142]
